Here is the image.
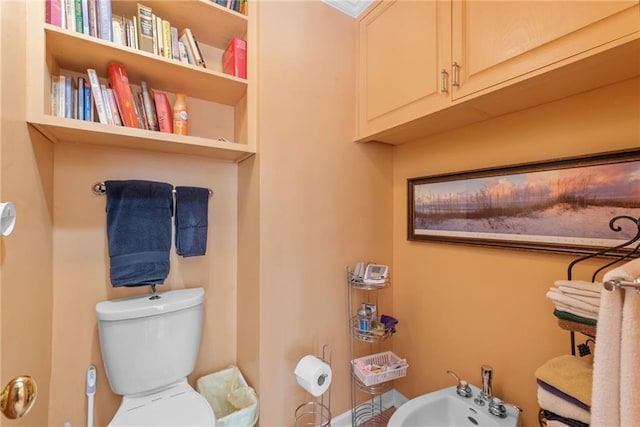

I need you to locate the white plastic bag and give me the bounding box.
[196,366,259,427]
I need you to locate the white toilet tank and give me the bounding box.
[96,287,205,396]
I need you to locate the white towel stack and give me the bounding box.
[546,280,601,321]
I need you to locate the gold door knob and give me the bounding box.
[0,376,37,419]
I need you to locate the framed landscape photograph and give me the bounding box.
[407,149,640,255]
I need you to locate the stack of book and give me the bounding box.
[45,0,207,68]
[51,63,176,134]
[210,0,247,15]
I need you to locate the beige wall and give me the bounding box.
[1,1,53,426]
[255,1,393,424]
[393,77,640,427]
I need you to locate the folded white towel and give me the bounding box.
[557,286,601,305]
[537,386,591,425]
[549,287,600,308]
[546,290,600,316]
[554,279,602,294]
[554,303,598,320]
[557,285,601,298]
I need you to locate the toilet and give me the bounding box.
[96,287,215,426]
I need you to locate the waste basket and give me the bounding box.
[196,366,259,427]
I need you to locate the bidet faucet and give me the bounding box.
[481,365,493,400]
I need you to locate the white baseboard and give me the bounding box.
[330,389,408,427]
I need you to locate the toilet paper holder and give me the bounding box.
[294,345,332,427]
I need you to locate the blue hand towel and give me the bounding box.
[175,186,209,257]
[105,180,173,287]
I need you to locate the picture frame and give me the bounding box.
[407,149,640,255]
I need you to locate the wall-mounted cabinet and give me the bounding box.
[26,0,255,162]
[356,0,640,144]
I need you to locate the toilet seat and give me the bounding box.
[109,380,216,427]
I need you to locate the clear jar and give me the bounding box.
[173,93,188,135]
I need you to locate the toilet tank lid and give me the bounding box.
[96,288,204,321]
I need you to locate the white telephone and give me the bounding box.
[362,264,389,285]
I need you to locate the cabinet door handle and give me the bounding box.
[452,62,460,87]
[440,69,449,93]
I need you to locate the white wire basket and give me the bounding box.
[351,351,408,387]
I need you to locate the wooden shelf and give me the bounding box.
[45,25,247,106]
[28,115,255,162]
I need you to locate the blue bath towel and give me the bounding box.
[175,186,209,257]
[105,180,173,287]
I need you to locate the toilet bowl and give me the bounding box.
[96,287,215,426]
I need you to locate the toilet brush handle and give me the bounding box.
[87,394,94,427]
[86,365,96,427]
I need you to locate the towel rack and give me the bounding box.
[91,182,212,197]
[603,277,640,292]
[563,215,640,355]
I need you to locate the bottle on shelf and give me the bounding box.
[173,93,188,135]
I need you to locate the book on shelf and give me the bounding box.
[136,3,154,53]
[223,37,247,79]
[162,19,172,60]
[64,75,73,118]
[51,78,59,117]
[177,41,189,64]
[178,34,194,65]
[77,76,85,120]
[179,28,206,68]
[83,80,93,121]
[87,0,97,37]
[104,87,123,126]
[72,86,78,119]
[131,90,146,129]
[100,84,115,125]
[135,91,149,130]
[153,91,173,133]
[81,0,89,34]
[56,75,65,117]
[64,0,75,32]
[45,0,63,27]
[154,14,162,56]
[107,63,139,128]
[170,26,180,61]
[96,0,112,41]
[112,14,125,46]
[86,68,108,124]
[191,33,207,68]
[74,0,83,34]
[140,81,159,131]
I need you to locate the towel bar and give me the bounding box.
[603,277,640,292]
[91,182,212,197]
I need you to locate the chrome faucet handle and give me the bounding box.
[446,370,472,398]
[488,397,507,418]
[488,397,523,418]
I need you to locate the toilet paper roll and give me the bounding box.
[0,202,16,236]
[294,355,332,397]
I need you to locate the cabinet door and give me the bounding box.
[452,0,639,100]
[357,0,451,139]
